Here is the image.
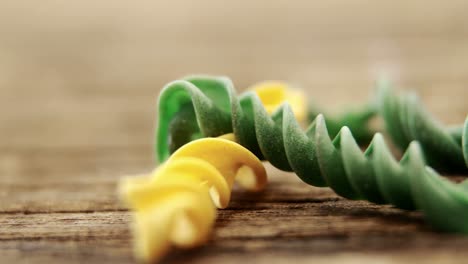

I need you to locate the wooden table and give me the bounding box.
[1,1,467,263]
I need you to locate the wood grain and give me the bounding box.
[0,1,467,263]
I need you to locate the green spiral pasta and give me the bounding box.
[157,76,376,162]
[377,79,467,174]
[155,75,468,233]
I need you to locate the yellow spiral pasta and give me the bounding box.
[119,136,267,262]
[249,81,307,122]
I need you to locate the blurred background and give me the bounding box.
[0,0,467,149]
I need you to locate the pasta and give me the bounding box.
[155,75,468,233]
[119,137,267,262]
[377,79,467,173]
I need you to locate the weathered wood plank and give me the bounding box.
[1,198,468,264]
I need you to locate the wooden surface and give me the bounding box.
[1,1,468,263]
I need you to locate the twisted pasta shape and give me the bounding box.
[119,136,267,262]
[157,75,376,163]
[156,75,468,233]
[377,79,467,174]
